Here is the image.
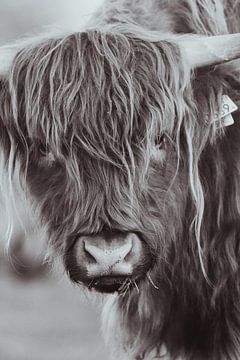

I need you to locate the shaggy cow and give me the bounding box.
[1,0,240,359]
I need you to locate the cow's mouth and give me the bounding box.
[89,275,134,293]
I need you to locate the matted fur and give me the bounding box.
[1,0,240,359]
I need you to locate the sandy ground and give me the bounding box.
[0,270,109,360]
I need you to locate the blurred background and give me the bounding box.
[0,1,110,359]
[0,0,104,44]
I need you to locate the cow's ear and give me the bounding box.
[0,46,19,77]
[177,33,240,69]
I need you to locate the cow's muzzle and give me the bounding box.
[65,231,149,293]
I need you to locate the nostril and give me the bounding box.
[83,241,98,264]
[83,238,133,267]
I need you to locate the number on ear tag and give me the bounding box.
[211,95,238,128]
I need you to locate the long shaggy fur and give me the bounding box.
[1,0,240,359]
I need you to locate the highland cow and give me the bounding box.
[1,0,240,359]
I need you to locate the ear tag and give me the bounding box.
[222,114,234,127]
[212,95,238,127]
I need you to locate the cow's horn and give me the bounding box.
[1,33,240,76]
[178,33,240,68]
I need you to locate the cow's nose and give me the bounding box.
[75,232,143,279]
[84,237,133,268]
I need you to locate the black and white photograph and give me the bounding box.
[1,1,240,359]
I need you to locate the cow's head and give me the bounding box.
[0,28,240,296]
